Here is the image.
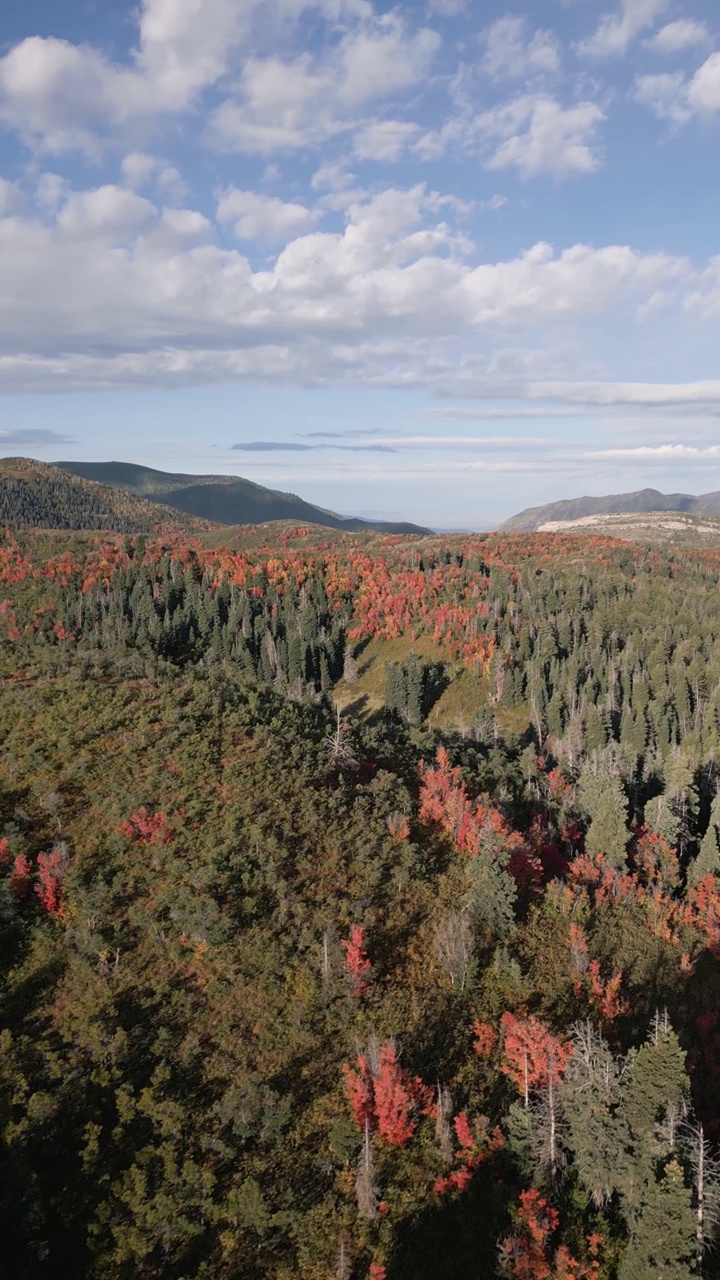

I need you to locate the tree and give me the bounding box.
[583,778,630,869]
[500,1014,573,1109]
[342,924,372,997]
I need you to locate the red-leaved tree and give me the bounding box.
[35,847,67,915]
[433,1110,505,1195]
[342,924,373,996]
[500,1013,573,1108]
[9,852,32,899]
[118,807,172,846]
[342,1040,431,1149]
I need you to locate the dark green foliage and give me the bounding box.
[3,527,720,1278]
[55,460,432,534]
[0,458,208,533]
[384,658,447,725]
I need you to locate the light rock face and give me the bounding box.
[535,511,720,548]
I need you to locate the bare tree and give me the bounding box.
[434,912,474,991]
[435,1086,454,1164]
[355,1119,379,1219]
[343,648,359,684]
[325,708,358,770]
[320,929,332,988]
[681,1119,720,1270]
[334,1231,352,1280]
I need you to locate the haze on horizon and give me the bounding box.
[1,0,720,527]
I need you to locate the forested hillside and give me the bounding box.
[0,458,213,534]
[2,524,720,1278]
[55,461,432,535]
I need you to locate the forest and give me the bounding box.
[2,522,720,1279]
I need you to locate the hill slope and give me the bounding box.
[536,509,720,548]
[55,460,432,535]
[0,457,213,533]
[499,487,720,531]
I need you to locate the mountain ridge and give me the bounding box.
[54,460,432,535]
[0,457,215,534]
[499,487,720,531]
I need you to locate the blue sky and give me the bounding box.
[1,0,720,526]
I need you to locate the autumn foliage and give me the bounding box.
[118,807,172,846]
[342,924,373,996]
[343,1041,431,1148]
[500,1013,573,1105]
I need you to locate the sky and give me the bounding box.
[1,0,720,527]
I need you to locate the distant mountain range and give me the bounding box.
[55,461,432,535]
[499,487,720,531]
[0,458,213,534]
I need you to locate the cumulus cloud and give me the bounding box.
[0,179,22,216]
[577,0,668,59]
[0,175,695,397]
[0,0,394,154]
[35,172,70,211]
[56,185,157,239]
[634,72,691,124]
[687,51,720,113]
[636,51,720,124]
[210,14,439,153]
[217,188,319,240]
[481,16,561,81]
[645,19,710,53]
[476,96,605,178]
[427,0,466,14]
[353,121,420,162]
[0,0,258,153]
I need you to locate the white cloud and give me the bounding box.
[34,173,70,211]
[210,14,439,153]
[646,19,710,53]
[462,241,685,324]
[0,37,121,154]
[152,208,212,244]
[0,179,22,216]
[121,152,159,189]
[577,0,668,59]
[132,0,252,108]
[481,16,561,81]
[427,0,466,14]
[121,152,188,202]
[56,185,157,240]
[634,72,691,124]
[476,96,605,178]
[0,0,388,154]
[0,178,693,395]
[311,162,357,191]
[217,188,319,240]
[688,51,720,113]
[636,51,720,124]
[527,381,720,406]
[591,444,720,460]
[480,194,508,211]
[353,120,420,161]
[0,0,250,154]
[340,16,440,108]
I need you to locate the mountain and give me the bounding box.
[55,460,432,535]
[499,487,720,531]
[0,457,213,534]
[534,509,720,549]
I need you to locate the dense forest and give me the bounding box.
[3,522,720,1278]
[0,459,212,535]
